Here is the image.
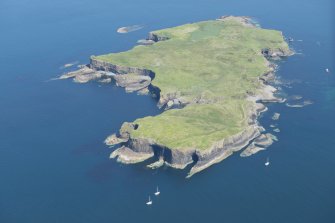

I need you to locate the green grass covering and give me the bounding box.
[95,18,289,150]
[131,101,249,150]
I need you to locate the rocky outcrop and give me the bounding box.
[128,138,195,169]
[105,122,137,147]
[108,126,157,164]
[137,39,155,45]
[157,92,189,109]
[217,16,256,28]
[90,58,155,78]
[260,71,276,84]
[110,146,154,164]
[147,32,170,42]
[248,83,285,103]
[253,133,274,147]
[107,134,196,169]
[240,143,265,157]
[165,148,196,169]
[271,112,280,120]
[261,47,293,60]
[187,125,262,177]
[147,156,164,169]
[273,128,280,133]
[88,58,159,95]
[60,59,157,95]
[127,138,156,154]
[104,134,128,146]
[117,25,143,34]
[114,74,151,93]
[240,133,275,157]
[59,65,109,83]
[106,121,197,169]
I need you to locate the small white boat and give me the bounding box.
[326,68,330,73]
[154,186,160,196]
[146,196,152,206]
[265,157,270,166]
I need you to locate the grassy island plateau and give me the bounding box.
[62,16,292,177]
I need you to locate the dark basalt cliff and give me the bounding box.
[188,125,262,177]
[147,32,170,42]
[107,122,264,177]
[104,93,268,177]
[90,58,155,79]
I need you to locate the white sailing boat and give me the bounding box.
[154,186,160,196]
[146,196,152,206]
[326,68,330,73]
[265,157,270,166]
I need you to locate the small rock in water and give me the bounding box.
[60,61,79,69]
[147,157,164,169]
[117,25,144,34]
[273,128,280,133]
[272,112,280,120]
[64,63,73,68]
[98,78,112,83]
[289,95,303,101]
[268,133,278,141]
[286,100,313,108]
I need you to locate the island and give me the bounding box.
[61,16,292,177]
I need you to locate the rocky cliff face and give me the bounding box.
[90,57,188,109]
[147,32,170,42]
[90,58,155,78]
[127,138,196,169]
[106,122,264,177]
[188,125,262,177]
[261,47,293,60]
[108,134,196,169]
[89,58,159,94]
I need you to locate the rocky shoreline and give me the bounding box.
[96,49,289,177]
[60,16,293,177]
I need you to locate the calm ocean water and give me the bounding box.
[0,0,334,222]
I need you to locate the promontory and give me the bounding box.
[62,16,292,177]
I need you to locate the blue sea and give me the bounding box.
[1,0,334,222]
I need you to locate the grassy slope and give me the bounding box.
[95,19,289,150]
